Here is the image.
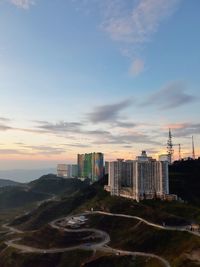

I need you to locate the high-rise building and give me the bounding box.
[77,154,85,178]
[57,164,78,178]
[108,159,124,196]
[84,153,92,178]
[133,153,169,201]
[105,161,109,175]
[159,154,170,162]
[77,152,104,182]
[57,164,68,177]
[105,151,170,202]
[67,164,78,178]
[92,152,104,183]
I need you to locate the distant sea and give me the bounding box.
[0,169,56,183]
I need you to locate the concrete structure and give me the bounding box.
[164,194,178,201]
[57,164,68,178]
[133,153,169,201]
[66,215,88,228]
[108,159,123,196]
[159,154,170,162]
[77,152,104,183]
[191,224,200,232]
[57,164,78,178]
[106,151,170,202]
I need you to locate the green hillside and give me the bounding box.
[0,179,21,187]
[28,174,89,195]
[1,161,200,267]
[169,159,200,205]
[0,186,47,211]
[0,174,89,211]
[85,255,164,267]
[11,171,200,230]
[0,249,92,267]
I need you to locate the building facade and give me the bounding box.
[57,164,68,178]
[77,152,104,182]
[57,164,78,178]
[105,151,170,202]
[104,161,109,175]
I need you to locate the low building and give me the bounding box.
[191,224,200,232]
[72,216,88,223]
[164,194,178,201]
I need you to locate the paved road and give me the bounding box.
[4,209,200,267]
[4,233,170,267]
[4,238,101,254]
[92,210,200,237]
[4,213,171,267]
[100,246,171,267]
[2,223,23,234]
[50,218,110,249]
[4,238,170,267]
[4,215,110,254]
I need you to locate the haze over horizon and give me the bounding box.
[0,0,200,171]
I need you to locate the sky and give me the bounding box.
[0,0,200,171]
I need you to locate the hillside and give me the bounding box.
[169,159,200,205]
[0,168,56,183]
[10,172,200,231]
[28,174,89,195]
[1,162,200,267]
[0,174,89,211]
[0,249,92,267]
[4,179,200,267]
[0,186,47,211]
[85,255,164,267]
[0,179,21,188]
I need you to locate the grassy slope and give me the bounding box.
[85,255,164,267]
[12,178,200,231]
[18,225,99,249]
[0,248,92,267]
[0,187,47,211]
[87,214,200,267]
[9,185,200,266]
[1,161,200,267]
[29,174,89,195]
[169,159,200,205]
[0,174,89,211]
[9,162,200,229]
[0,179,21,187]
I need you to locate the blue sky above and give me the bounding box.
[0,0,199,170]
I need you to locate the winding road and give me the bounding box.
[92,211,200,237]
[3,209,200,267]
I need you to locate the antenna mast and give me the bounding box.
[192,136,195,160]
[178,144,181,161]
[167,128,174,164]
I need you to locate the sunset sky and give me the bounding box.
[0,0,199,170]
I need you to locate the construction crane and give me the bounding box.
[173,143,182,161]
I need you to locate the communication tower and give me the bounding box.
[178,144,181,161]
[192,136,195,160]
[167,128,174,164]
